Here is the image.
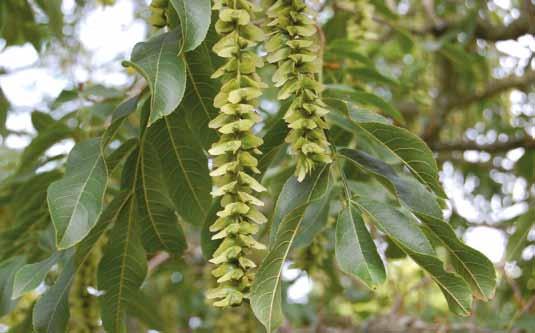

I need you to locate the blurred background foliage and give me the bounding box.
[0,0,534,332]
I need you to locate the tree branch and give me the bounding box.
[431,136,535,153]
[422,71,535,142]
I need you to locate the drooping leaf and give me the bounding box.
[32,257,75,333]
[33,192,130,333]
[0,88,9,137]
[0,256,26,316]
[348,67,399,87]
[259,117,288,174]
[169,0,211,52]
[98,197,147,333]
[135,138,187,255]
[355,198,472,316]
[102,95,142,147]
[200,199,221,260]
[335,202,386,287]
[357,122,446,197]
[506,211,534,261]
[270,165,331,243]
[47,138,108,249]
[18,123,71,172]
[31,111,56,132]
[325,86,404,124]
[417,212,496,301]
[12,251,62,299]
[178,27,221,149]
[147,111,211,225]
[106,138,138,175]
[339,148,442,217]
[251,166,331,332]
[124,30,186,126]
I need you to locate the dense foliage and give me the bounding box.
[0,0,534,332]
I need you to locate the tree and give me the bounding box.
[0,0,533,332]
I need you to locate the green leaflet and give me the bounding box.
[33,192,130,333]
[18,122,72,172]
[47,138,108,249]
[335,202,386,288]
[270,165,331,243]
[0,88,8,137]
[97,198,147,333]
[12,251,62,299]
[325,86,405,124]
[506,211,534,261]
[341,149,496,301]
[179,26,221,149]
[357,122,447,198]
[31,111,56,132]
[258,117,288,174]
[0,256,26,316]
[169,0,211,52]
[339,148,442,217]
[147,111,211,225]
[106,139,139,175]
[124,29,186,126]
[325,97,390,125]
[102,95,142,148]
[200,199,222,259]
[134,137,187,255]
[416,213,496,301]
[251,165,330,332]
[354,198,473,316]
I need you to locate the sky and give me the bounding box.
[0,0,533,305]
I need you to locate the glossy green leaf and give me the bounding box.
[335,203,386,287]
[135,138,187,255]
[200,199,222,259]
[33,192,130,333]
[259,117,288,174]
[147,111,211,225]
[12,252,62,299]
[18,123,71,172]
[325,86,404,124]
[170,0,211,52]
[0,256,26,316]
[47,138,108,249]
[270,165,331,243]
[506,211,534,261]
[339,148,442,217]
[355,198,473,316]
[98,198,147,333]
[124,29,186,126]
[417,212,496,301]
[251,165,330,332]
[357,122,447,198]
[178,28,221,149]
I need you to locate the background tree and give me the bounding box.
[0,0,533,332]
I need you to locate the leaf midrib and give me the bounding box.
[163,116,205,218]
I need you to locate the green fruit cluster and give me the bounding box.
[266,0,332,182]
[346,0,375,40]
[149,0,169,28]
[206,0,268,308]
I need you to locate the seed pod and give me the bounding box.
[346,0,375,40]
[266,0,332,182]
[207,0,267,307]
[149,0,169,29]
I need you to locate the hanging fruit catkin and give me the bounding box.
[149,0,169,28]
[266,0,332,182]
[206,0,268,307]
[346,0,375,40]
